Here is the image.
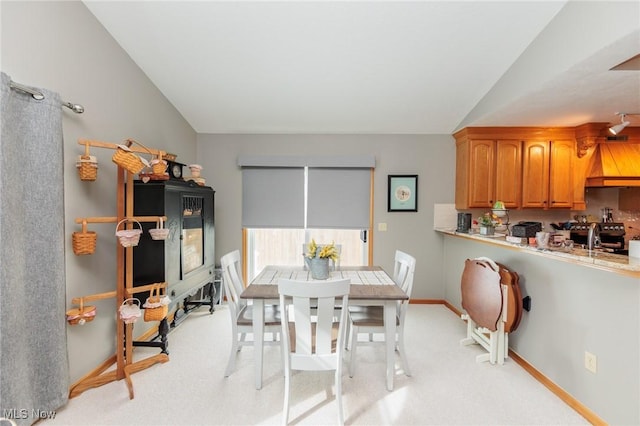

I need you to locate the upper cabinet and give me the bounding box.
[521,139,574,208]
[454,127,579,211]
[455,129,521,209]
[455,139,494,209]
[495,140,523,208]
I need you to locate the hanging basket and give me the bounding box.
[112,144,145,174]
[115,219,143,247]
[66,298,97,326]
[77,155,98,181]
[149,217,169,241]
[119,298,142,324]
[72,220,97,255]
[76,142,98,181]
[112,139,151,175]
[143,285,170,322]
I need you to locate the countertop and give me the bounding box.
[435,228,640,275]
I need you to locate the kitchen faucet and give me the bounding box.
[587,222,601,250]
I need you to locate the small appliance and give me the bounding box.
[456,213,472,233]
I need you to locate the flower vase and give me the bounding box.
[480,225,495,236]
[308,257,330,280]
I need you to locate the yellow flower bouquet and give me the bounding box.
[304,239,339,261]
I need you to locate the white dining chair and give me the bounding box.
[347,250,416,378]
[278,278,351,426]
[220,250,281,377]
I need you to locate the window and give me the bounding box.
[240,156,374,281]
[247,228,367,280]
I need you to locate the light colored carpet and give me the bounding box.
[45,304,589,425]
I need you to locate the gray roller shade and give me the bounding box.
[242,167,304,228]
[307,168,370,229]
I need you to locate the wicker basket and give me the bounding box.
[112,144,148,174]
[115,219,143,247]
[151,158,167,176]
[119,298,142,324]
[149,218,170,240]
[143,286,169,322]
[66,298,97,326]
[76,142,98,181]
[72,220,97,255]
[77,155,98,181]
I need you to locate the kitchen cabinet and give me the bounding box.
[455,136,521,209]
[494,140,522,208]
[521,139,573,208]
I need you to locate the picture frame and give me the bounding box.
[388,175,418,212]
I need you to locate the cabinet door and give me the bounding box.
[467,140,495,208]
[494,140,522,209]
[548,140,574,208]
[455,139,470,209]
[522,140,550,208]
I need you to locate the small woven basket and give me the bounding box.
[143,286,169,322]
[119,298,142,324]
[66,298,97,326]
[149,217,170,240]
[72,220,97,255]
[115,219,143,247]
[76,142,98,181]
[77,156,98,181]
[112,143,148,174]
[151,158,167,176]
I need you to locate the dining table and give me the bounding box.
[240,265,409,391]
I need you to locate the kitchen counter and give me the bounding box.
[435,228,640,275]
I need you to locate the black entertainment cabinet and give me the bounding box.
[133,180,217,344]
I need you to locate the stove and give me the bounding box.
[569,222,626,252]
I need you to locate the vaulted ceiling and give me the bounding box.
[85,1,640,135]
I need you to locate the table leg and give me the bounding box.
[384,300,395,391]
[254,299,265,390]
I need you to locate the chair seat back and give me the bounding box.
[278,279,350,371]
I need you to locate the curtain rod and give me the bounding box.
[9,80,84,113]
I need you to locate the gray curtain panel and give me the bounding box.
[0,72,69,425]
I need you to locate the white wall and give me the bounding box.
[1,1,197,383]
[442,235,640,425]
[197,134,456,299]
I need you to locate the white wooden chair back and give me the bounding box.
[393,249,416,295]
[393,250,416,319]
[220,250,247,318]
[347,250,416,379]
[278,278,350,425]
[220,250,282,378]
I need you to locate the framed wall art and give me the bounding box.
[388,175,418,212]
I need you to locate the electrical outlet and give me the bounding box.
[585,351,597,373]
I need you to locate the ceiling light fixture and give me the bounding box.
[609,112,639,135]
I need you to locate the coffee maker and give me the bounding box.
[457,213,472,233]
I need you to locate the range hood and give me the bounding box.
[585,143,640,187]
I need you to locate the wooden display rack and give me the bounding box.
[68,139,170,400]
